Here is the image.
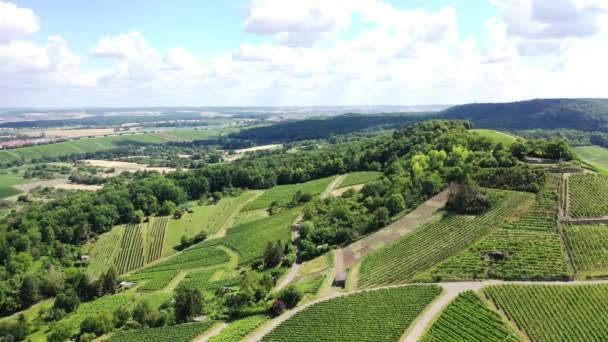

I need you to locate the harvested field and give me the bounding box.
[84,159,176,174]
[22,128,121,138]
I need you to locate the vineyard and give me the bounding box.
[568,174,608,218]
[141,245,230,273]
[337,171,383,188]
[107,320,215,342]
[147,216,168,263]
[563,224,608,274]
[195,208,299,264]
[485,284,608,341]
[208,315,270,342]
[115,223,146,274]
[243,176,336,211]
[262,285,442,341]
[422,291,518,342]
[358,191,533,288]
[85,225,125,279]
[295,275,325,295]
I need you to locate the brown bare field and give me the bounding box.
[14,179,102,193]
[84,159,176,174]
[21,128,125,138]
[222,144,283,162]
[53,183,103,191]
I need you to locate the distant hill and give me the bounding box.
[440,98,608,132]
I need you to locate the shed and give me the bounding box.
[80,255,91,262]
[333,272,347,288]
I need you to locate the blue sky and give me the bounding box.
[0,0,607,107]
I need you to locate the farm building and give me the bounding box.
[333,272,347,288]
[119,281,136,289]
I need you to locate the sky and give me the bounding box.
[0,0,607,107]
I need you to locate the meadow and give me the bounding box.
[574,145,608,172]
[262,285,442,341]
[337,171,383,188]
[243,176,336,211]
[471,129,518,146]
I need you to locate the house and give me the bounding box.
[333,272,347,288]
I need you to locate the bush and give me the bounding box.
[271,299,287,316]
[277,286,302,309]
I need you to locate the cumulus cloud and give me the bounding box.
[0,1,39,43]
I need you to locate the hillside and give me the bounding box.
[441,98,608,131]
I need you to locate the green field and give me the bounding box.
[164,191,261,256]
[294,275,325,295]
[107,320,214,342]
[568,174,608,218]
[485,284,608,342]
[575,145,608,172]
[243,176,336,211]
[168,128,239,141]
[0,133,175,163]
[426,180,571,281]
[471,129,518,146]
[209,315,270,342]
[85,225,126,279]
[422,291,518,342]
[358,191,533,288]
[262,285,442,341]
[0,167,34,198]
[338,171,383,189]
[563,224,608,276]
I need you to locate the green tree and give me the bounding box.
[19,275,39,308]
[277,286,302,309]
[158,200,177,216]
[263,240,284,268]
[101,267,118,295]
[386,193,406,215]
[80,312,114,336]
[53,289,80,314]
[174,287,203,323]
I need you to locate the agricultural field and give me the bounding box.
[163,191,261,256]
[262,285,442,341]
[115,223,146,274]
[107,320,215,342]
[337,171,383,189]
[176,269,218,292]
[294,275,325,295]
[568,174,608,218]
[358,191,533,288]
[563,224,608,276]
[0,133,174,163]
[471,129,518,146]
[209,315,270,342]
[125,269,180,292]
[426,181,571,281]
[422,291,518,342]
[231,208,269,226]
[196,208,299,264]
[168,128,238,141]
[85,225,126,279]
[142,246,230,273]
[574,145,608,173]
[0,172,26,198]
[485,284,608,341]
[243,176,336,211]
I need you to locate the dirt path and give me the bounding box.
[273,176,344,293]
[212,190,265,239]
[245,279,608,342]
[338,189,449,273]
[195,322,229,342]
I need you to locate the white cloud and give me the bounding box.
[0,1,39,43]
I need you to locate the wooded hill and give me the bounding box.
[441,98,608,132]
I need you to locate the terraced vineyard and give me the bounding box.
[176,269,218,292]
[142,246,230,273]
[422,291,518,342]
[85,225,125,279]
[338,171,383,188]
[147,216,168,263]
[196,208,299,264]
[563,224,608,274]
[262,285,442,341]
[568,174,608,218]
[243,176,336,211]
[107,320,215,342]
[358,191,533,288]
[209,315,270,342]
[295,275,325,295]
[115,223,146,274]
[485,284,608,341]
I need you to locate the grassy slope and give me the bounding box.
[574,145,608,172]
[243,176,336,211]
[169,128,239,140]
[471,129,518,146]
[337,171,383,189]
